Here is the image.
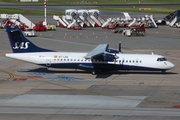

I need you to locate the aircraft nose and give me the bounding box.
[168,62,174,69]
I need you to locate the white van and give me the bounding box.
[24,28,36,37]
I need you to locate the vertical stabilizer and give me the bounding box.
[6,26,54,53]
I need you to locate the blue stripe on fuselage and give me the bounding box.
[37,63,165,71]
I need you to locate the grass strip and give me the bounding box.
[0,8,63,15]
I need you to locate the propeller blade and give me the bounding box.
[119,42,121,52]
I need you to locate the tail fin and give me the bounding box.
[6,26,54,53]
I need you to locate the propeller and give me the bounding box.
[119,41,121,53]
[114,52,117,64]
[114,42,121,64]
[114,41,122,64]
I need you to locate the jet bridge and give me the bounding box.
[164,10,180,27]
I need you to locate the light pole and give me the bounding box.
[43,0,47,25]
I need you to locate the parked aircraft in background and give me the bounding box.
[5,26,174,75]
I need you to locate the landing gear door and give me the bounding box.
[46,58,51,67]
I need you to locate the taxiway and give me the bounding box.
[0,14,180,120]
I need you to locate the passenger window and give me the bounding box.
[129,60,131,63]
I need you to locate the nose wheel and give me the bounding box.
[92,70,96,75]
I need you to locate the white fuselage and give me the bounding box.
[5,52,174,72]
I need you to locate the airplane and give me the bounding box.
[5,26,174,75]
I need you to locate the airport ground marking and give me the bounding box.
[0,70,14,81]
[4,71,180,105]
[6,71,146,101]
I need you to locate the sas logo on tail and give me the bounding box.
[13,42,30,49]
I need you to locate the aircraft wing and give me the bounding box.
[84,44,109,59]
[84,44,115,61]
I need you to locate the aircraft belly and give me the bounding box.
[37,62,166,71]
[38,63,80,68]
[93,63,115,70]
[38,62,117,70]
[121,64,164,71]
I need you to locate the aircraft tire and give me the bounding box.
[161,70,166,74]
[92,70,96,75]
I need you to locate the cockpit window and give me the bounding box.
[157,58,167,61]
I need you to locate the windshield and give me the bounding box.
[157,57,167,61]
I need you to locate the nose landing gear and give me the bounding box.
[92,70,96,75]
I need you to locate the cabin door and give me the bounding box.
[46,58,51,66]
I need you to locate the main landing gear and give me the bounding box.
[161,70,166,74]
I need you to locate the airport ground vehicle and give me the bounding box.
[33,21,46,31]
[68,25,82,30]
[45,24,56,30]
[113,25,146,37]
[127,27,146,36]
[24,28,36,37]
[19,23,28,31]
[112,28,123,33]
